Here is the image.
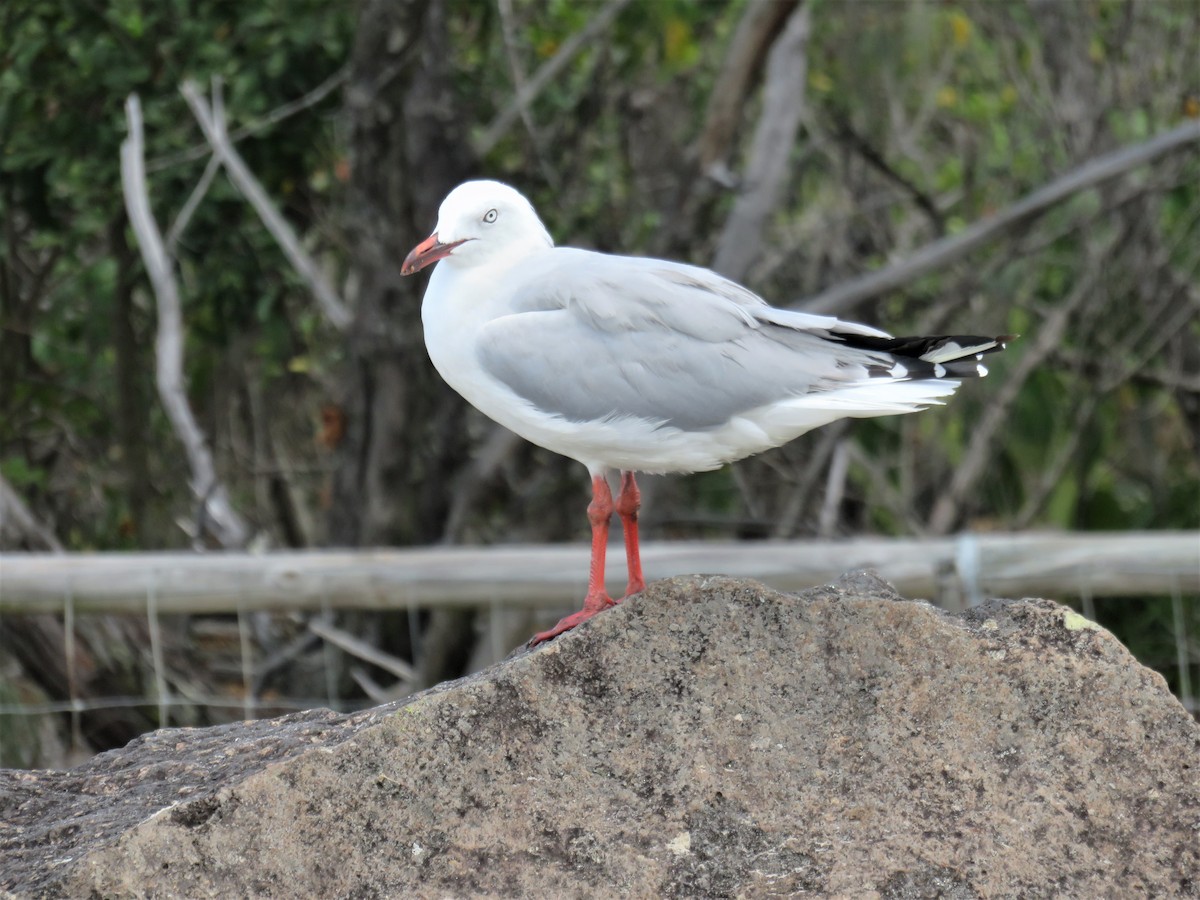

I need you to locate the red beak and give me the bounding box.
[401,233,466,275]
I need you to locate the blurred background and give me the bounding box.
[1,0,1197,768]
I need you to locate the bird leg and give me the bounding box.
[615,470,645,600]
[528,474,617,646]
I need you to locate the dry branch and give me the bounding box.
[180,80,351,331]
[495,0,544,154]
[1012,395,1098,530]
[712,2,811,282]
[925,236,1111,535]
[801,118,1200,316]
[694,0,799,176]
[148,65,350,172]
[308,617,417,684]
[474,0,634,156]
[769,423,848,538]
[120,94,250,550]
[440,425,522,544]
[0,473,63,552]
[828,112,945,236]
[165,152,221,252]
[816,436,849,538]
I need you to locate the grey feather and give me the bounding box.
[477,249,901,430]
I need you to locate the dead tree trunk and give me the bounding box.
[329,0,477,685]
[330,0,475,548]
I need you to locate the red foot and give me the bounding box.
[529,474,623,647]
[527,594,616,646]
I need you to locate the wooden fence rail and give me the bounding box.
[1,532,1196,615]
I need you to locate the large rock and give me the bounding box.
[2,574,1197,898]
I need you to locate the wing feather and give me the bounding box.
[476,247,995,430]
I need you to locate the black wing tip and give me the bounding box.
[841,332,1015,359]
[855,332,1017,381]
[937,358,990,379]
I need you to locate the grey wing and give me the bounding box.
[477,311,768,429]
[510,248,890,340]
[476,251,886,429]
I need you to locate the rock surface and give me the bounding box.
[2,573,1198,898]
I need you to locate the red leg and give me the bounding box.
[615,470,646,600]
[528,475,616,646]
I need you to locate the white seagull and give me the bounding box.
[401,180,1011,646]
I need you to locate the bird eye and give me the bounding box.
[482,208,498,223]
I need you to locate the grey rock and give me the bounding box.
[2,573,1197,898]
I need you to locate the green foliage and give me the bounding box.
[7,0,1194,548]
[1,0,353,546]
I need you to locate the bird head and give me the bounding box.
[401,180,554,275]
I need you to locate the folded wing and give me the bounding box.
[477,248,1009,431]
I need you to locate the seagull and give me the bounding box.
[401,180,1011,646]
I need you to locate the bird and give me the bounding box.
[401,180,1011,646]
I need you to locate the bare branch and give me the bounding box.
[926,234,1114,535]
[770,422,848,538]
[350,666,404,704]
[844,439,929,537]
[801,118,1200,317]
[120,93,251,549]
[308,617,417,684]
[0,473,63,552]
[1136,369,1200,394]
[495,0,543,150]
[816,437,849,538]
[148,65,350,172]
[474,0,634,157]
[440,424,522,544]
[694,0,799,175]
[1100,256,1200,393]
[180,80,352,331]
[827,110,945,236]
[1012,394,1098,530]
[712,2,811,282]
[165,151,221,252]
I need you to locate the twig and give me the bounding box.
[120,93,251,550]
[474,0,634,156]
[926,233,1116,534]
[693,0,799,175]
[1134,369,1200,394]
[1012,394,1098,529]
[770,422,847,538]
[180,79,352,331]
[816,437,850,538]
[308,617,418,684]
[165,152,221,252]
[349,666,391,704]
[1099,258,1200,394]
[843,440,928,537]
[440,424,522,544]
[495,0,544,153]
[828,110,945,236]
[800,118,1200,317]
[712,2,811,282]
[251,614,325,695]
[148,65,350,172]
[0,473,64,552]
